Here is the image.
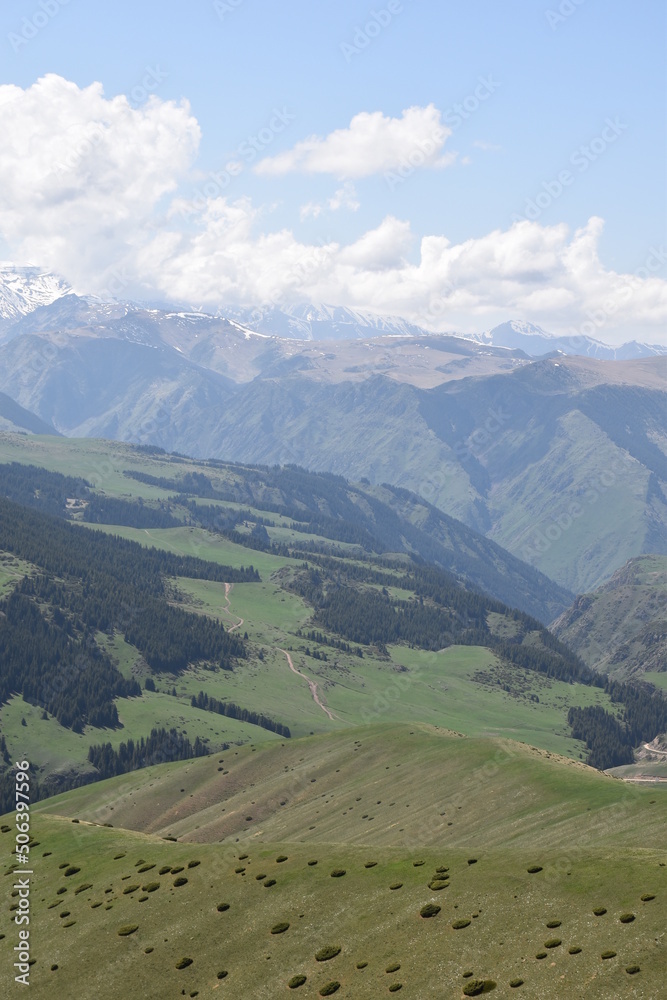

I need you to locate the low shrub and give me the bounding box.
[171,867,184,874]
[238,854,249,860]
[91,902,102,909]
[626,965,640,975]
[568,946,582,955]
[389,986,403,993]
[435,866,449,874]
[544,939,561,949]
[63,920,76,927]
[159,866,171,875]
[59,911,70,918]
[546,920,561,928]
[217,903,230,912]
[264,879,277,887]
[619,913,635,923]
[276,855,288,863]
[593,907,606,916]
[217,970,228,979]
[452,919,471,929]
[467,859,478,865]
[137,864,155,873]
[255,874,267,881]
[122,885,139,895]
[175,957,193,969]
[389,883,403,890]
[74,883,93,894]
[429,880,449,891]
[308,860,318,866]
[420,904,440,918]
[640,894,655,901]
[601,951,616,960]
[145,947,153,954]
[271,923,290,934]
[535,952,547,960]
[173,877,188,887]
[330,870,346,878]
[142,883,160,892]
[462,979,494,997]
[187,861,201,869]
[509,979,523,988]
[356,962,368,969]
[319,984,340,996]
[413,860,425,867]
[118,925,139,936]
[315,946,341,961]
[526,866,542,874]
[234,867,245,874]
[64,866,81,877]
[386,963,400,973]
[288,975,307,988]
[364,862,377,869]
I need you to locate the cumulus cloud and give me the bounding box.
[255,104,453,179]
[1,76,666,345]
[0,74,200,294]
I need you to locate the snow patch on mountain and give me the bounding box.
[0,263,72,323]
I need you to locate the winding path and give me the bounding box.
[279,648,336,721]
[643,742,667,756]
[222,582,244,633]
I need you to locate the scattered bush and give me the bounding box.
[593,907,606,916]
[137,864,155,873]
[509,979,523,988]
[113,854,125,860]
[568,946,582,955]
[234,867,245,874]
[118,925,139,936]
[59,911,70,918]
[91,902,102,909]
[138,895,148,902]
[420,904,441,918]
[217,970,228,979]
[526,866,542,874]
[364,862,377,869]
[173,877,188,887]
[356,961,368,969]
[276,855,288,863]
[315,946,341,961]
[389,986,403,993]
[145,947,154,954]
[544,939,561,949]
[640,894,655,901]
[386,963,400,973]
[63,866,81,877]
[288,975,307,988]
[271,923,290,934]
[546,920,561,928]
[171,867,184,874]
[467,859,478,865]
[142,882,160,892]
[255,874,267,881]
[264,879,277,887]
[330,870,346,878]
[452,919,471,929]
[123,885,140,895]
[619,913,635,923]
[63,920,76,927]
[435,866,449,874]
[413,860,425,867]
[175,957,193,969]
[319,984,340,997]
[307,860,318,867]
[187,861,201,869]
[158,866,171,875]
[626,965,640,975]
[429,880,449,891]
[601,951,617,960]
[217,903,230,912]
[463,980,495,997]
[389,883,403,890]
[535,952,547,960]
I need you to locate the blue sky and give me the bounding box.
[0,0,665,342]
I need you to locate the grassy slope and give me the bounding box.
[3,724,662,1000]
[551,555,667,681]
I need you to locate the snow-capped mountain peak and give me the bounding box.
[0,263,72,323]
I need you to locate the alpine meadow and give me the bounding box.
[0,3,665,999]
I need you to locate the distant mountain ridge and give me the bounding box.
[0,263,72,328]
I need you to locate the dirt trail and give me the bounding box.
[643,742,667,756]
[279,648,336,721]
[222,582,244,633]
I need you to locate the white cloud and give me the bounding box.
[0,76,666,345]
[0,74,200,295]
[299,182,360,221]
[254,104,452,179]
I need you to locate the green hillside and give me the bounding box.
[0,724,662,999]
